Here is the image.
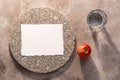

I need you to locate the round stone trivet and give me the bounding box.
[9,8,75,73]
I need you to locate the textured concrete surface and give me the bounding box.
[0,0,120,80]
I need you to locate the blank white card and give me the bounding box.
[21,24,64,56]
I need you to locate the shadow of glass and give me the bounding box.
[9,39,76,80]
[80,56,100,80]
[91,27,120,79]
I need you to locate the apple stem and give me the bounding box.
[84,48,88,54]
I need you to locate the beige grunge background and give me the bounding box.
[0,0,120,80]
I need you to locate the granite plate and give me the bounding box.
[9,8,75,73]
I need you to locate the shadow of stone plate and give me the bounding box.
[0,58,6,79]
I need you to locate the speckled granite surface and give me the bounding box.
[9,8,75,73]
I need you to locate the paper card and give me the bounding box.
[21,24,64,56]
